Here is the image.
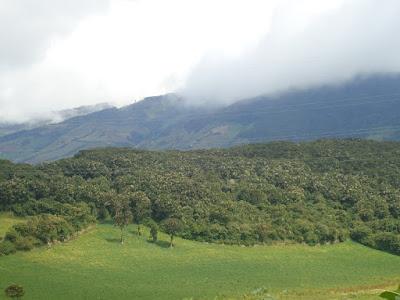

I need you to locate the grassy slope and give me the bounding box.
[0,222,399,300]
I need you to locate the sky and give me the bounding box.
[0,0,399,122]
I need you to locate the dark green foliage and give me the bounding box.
[4,284,25,299]
[380,285,400,300]
[0,202,95,255]
[128,191,151,236]
[0,240,16,256]
[0,140,400,254]
[112,196,133,244]
[97,206,111,221]
[162,218,183,247]
[147,220,158,242]
[374,233,400,255]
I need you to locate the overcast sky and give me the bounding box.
[0,0,399,122]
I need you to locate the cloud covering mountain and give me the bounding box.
[1,0,400,121]
[181,0,400,104]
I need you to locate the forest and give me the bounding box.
[0,139,399,255]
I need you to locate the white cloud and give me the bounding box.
[181,0,400,104]
[1,0,399,122]
[0,0,275,122]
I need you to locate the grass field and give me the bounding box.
[0,221,399,299]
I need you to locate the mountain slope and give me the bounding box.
[1,74,400,163]
[0,103,113,137]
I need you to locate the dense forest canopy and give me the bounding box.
[0,139,399,255]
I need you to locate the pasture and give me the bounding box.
[0,221,399,299]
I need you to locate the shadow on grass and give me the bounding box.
[147,239,171,248]
[105,238,121,243]
[128,229,140,236]
[99,219,114,225]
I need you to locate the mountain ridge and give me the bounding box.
[1,74,400,163]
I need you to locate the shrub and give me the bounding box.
[162,218,184,247]
[150,222,158,242]
[0,241,16,256]
[350,224,374,246]
[374,233,400,255]
[33,215,74,243]
[4,229,19,243]
[14,236,38,251]
[4,284,25,299]
[98,206,111,221]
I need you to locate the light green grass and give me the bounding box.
[0,222,399,300]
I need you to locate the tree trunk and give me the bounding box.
[137,224,141,236]
[120,228,124,244]
[170,234,174,247]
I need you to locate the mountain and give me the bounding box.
[1,74,400,163]
[0,103,113,137]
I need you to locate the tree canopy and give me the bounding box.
[0,139,399,254]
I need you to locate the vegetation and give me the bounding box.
[0,213,25,238]
[1,140,400,255]
[148,219,158,242]
[380,285,400,300]
[4,284,25,299]
[0,222,399,299]
[2,75,400,164]
[162,218,183,247]
[0,201,94,255]
[111,197,133,244]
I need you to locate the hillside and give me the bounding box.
[0,103,113,138]
[1,75,400,163]
[1,139,400,298]
[1,140,400,255]
[1,221,399,300]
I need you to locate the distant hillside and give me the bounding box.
[1,74,400,163]
[0,103,112,137]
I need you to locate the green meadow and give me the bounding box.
[1,220,399,299]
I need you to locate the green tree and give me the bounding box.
[112,196,132,244]
[130,191,151,236]
[148,220,158,242]
[4,284,25,299]
[162,218,183,247]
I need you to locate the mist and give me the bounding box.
[1,0,400,122]
[181,0,400,105]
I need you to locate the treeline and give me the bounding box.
[0,201,95,255]
[0,139,399,254]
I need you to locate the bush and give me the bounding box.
[0,241,16,256]
[350,224,374,246]
[14,236,38,251]
[4,229,19,243]
[256,224,272,244]
[162,218,184,247]
[98,206,111,221]
[4,284,25,299]
[149,222,158,242]
[374,233,400,255]
[33,215,74,243]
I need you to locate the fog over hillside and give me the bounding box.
[1,0,400,121]
[181,0,400,104]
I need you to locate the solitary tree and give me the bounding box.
[162,218,183,247]
[130,191,151,236]
[5,284,25,299]
[148,220,158,242]
[112,196,133,244]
